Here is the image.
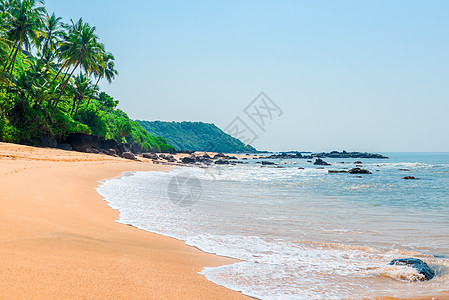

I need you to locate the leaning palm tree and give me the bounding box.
[3,0,46,83]
[86,52,118,107]
[51,18,102,117]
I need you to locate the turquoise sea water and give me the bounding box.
[97,152,449,299]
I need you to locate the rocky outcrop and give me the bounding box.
[262,161,276,165]
[66,133,99,152]
[328,170,348,173]
[314,158,331,166]
[182,156,197,164]
[389,258,435,281]
[348,168,372,174]
[215,159,230,165]
[314,151,388,159]
[403,176,419,180]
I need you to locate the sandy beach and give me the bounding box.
[0,142,249,299]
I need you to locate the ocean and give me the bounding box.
[97,152,449,299]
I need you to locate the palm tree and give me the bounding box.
[51,18,102,117]
[3,0,46,83]
[86,52,118,107]
[66,73,96,116]
[34,12,63,82]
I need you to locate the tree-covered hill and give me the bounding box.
[0,0,174,153]
[136,120,257,153]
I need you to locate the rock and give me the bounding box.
[329,170,348,173]
[298,167,305,170]
[182,156,197,164]
[348,168,372,174]
[354,161,363,164]
[389,258,435,281]
[262,161,276,165]
[403,176,419,180]
[57,144,72,151]
[66,133,99,152]
[40,134,58,148]
[108,148,117,156]
[214,153,226,159]
[316,167,325,169]
[202,153,211,159]
[122,152,136,160]
[314,158,331,166]
[355,165,363,168]
[86,147,99,154]
[143,153,159,160]
[215,159,230,165]
[399,169,411,171]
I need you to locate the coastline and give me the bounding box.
[0,142,250,299]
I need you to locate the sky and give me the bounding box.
[44,0,449,152]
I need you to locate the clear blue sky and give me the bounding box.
[44,0,449,152]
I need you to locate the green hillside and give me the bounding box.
[136,120,257,153]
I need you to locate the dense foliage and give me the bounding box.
[137,120,257,153]
[0,0,174,153]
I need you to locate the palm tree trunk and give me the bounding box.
[7,45,20,86]
[70,96,77,116]
[86,77,101,107]
[51,59,81,118]
[34,37,50,83]
[49,59,69,88]
[2,42,18,73]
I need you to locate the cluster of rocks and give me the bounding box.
[313,150,388,159]
[260,150,388,161]
[179,153,242,166]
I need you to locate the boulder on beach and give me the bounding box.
[348,168,372,174]
[143,153,159,160]
[389,258,435,281]
[122,152,136,160]
[182,155,197,164]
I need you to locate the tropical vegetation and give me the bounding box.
[0,0,174,153]
[137,120,257,153]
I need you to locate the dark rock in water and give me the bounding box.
[57,144,72,151]
[355,164,363,168]
[215,159,230,165]
[298,167,305,170]
[348,168,372,174]
[313,151,388,159]
[403,176,419,180]
[307,160,312,163]
[262,161,276,165]
[389,258,435,281]
[356,176,363,178]
[182,155,197,164]
[143,153,158,160]
[314,158,331,166]
[399,169,410,171]
[354,161,363,164]
[122,152,136,160]
[328,170,348,173]
[316,167,325,169]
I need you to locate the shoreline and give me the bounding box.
[0,142,250,299]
